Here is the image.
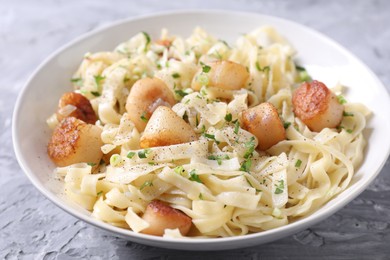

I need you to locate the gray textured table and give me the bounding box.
[1,0,390,259]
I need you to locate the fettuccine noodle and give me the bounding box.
[49,26,369,238]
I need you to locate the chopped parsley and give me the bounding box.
[94,75,105,86]
[175,89,188,97]
[203,133,220,144]
[337,95,347,105]
[343,111,354,117]
[283,121,291,129]
[346,129,353,134]
[233,120,240,134]
[219,39,230,48]
[140,111,149,122]
[274,180,285,194]
[182,111,189,121]
[142,31,151,52]
[200,87,208,96]
[225,113,232,122]
[212,50,222,60]
[201,125,206,134]
[123,76,130,83]
[71,77,83,87]
[138,149,151,159]
[208,154,230,165]
[87,162,96,166]
[189,169,202,183]
[140,180,153,190]
[199,193,204,200]
[200,62,211,73]
[245,176,262,192]
[255,62,270,72]
[127,152,136,159]
[90,91,100,97]
[172,73,180,78]
[97,191,103,196]
[243,137,256,159]
[295,159,302,168]
[240,159,252,173]
[296,65,312,82]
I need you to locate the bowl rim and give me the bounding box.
[12,9,390,249]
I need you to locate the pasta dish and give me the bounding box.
[46,26,369,238]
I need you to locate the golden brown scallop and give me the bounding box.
[48,117,103,167]
[191,60,249,91]
[141,200,192,236]
[139,106,197,148]
[125,77,176,132]
[240,102,286,151]
[56,92,97,124]
[292,80,344,132]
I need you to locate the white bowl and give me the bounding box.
[13,10,390,250]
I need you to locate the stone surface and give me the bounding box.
[1,0,390,259]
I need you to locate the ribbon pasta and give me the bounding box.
[52,26,368,238]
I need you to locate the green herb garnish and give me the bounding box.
[94,75,105,86]
[274,180,285,194]
[197,74,209,86]
[140,180,153,190]
[256,62,270,72]
[71,77,83,87]
[110,154,122,166]
[201,63,211,73]
[208,154,230,165]
[140,111,149,122]
[296,65,312,82]
[87,162,96,166]
[343,111,354,117]
[243,137,256,159]
[295,159,302,168]
[175,89,188,97]
[90,91,100,97]
[174,166,185,175]
[189,169,202,183]
[172,73,180,79]
[225,113,232,122]
[201,125,206,134]
[337,95,347,105]
[127,152,136,159]
[138,149,151,159]
[234,120,240,134]
[283,121,291,129]
[240,159,252,173]
[245,176,262,192]
[142,31,151,52]
[219,39,230,48]
[203,133,220,144]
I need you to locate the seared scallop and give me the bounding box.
[140,106,197,148]
[126,77,176,132]
[292,80,344,132]
[56,92,97,124]
[48,117,103,167]
[141,200,192,236]
[191,60,249,91]
[240,102,286,151]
